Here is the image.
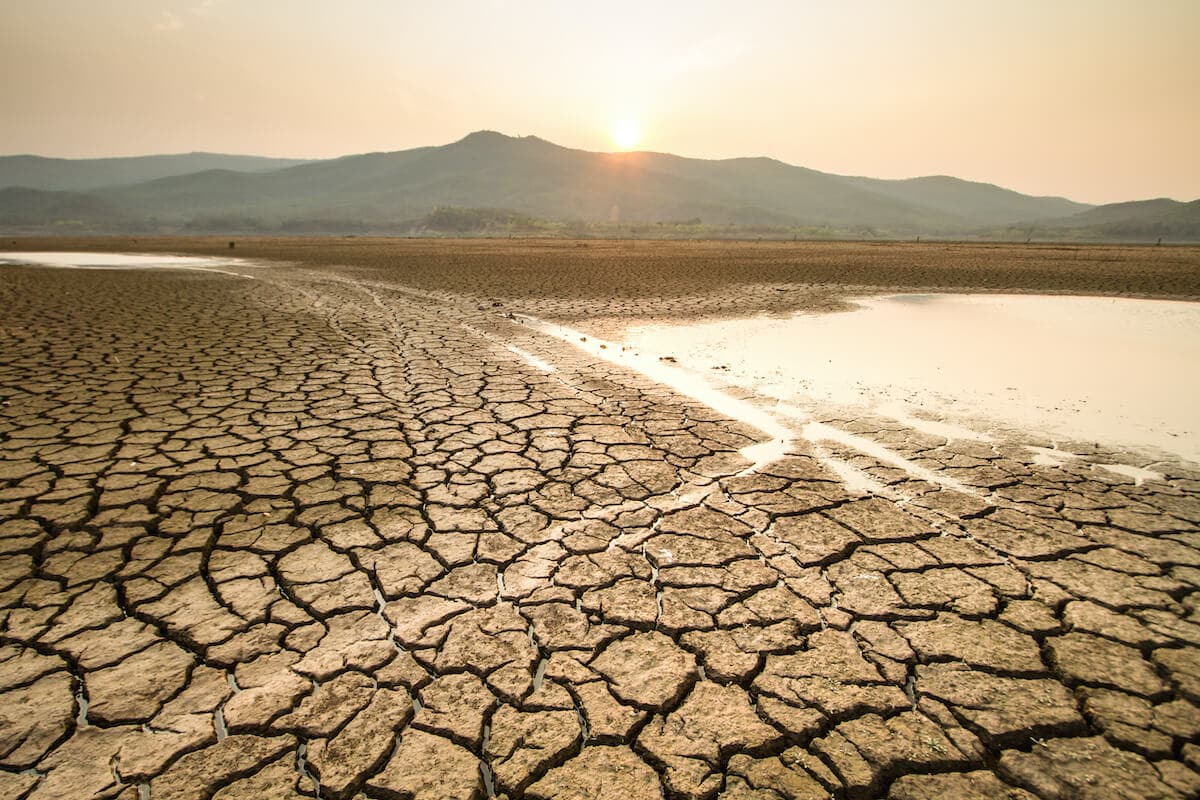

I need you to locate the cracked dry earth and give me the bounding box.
[1,261,1199,800]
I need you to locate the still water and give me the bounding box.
[0,251,253,277]
[622,294,1200,463]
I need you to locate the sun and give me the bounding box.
[612,120,641,151]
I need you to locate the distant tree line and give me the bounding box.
[421,207,539,233]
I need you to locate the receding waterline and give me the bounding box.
[622,294,1200,463]
[517,314,794,474]
[0,251,256,278]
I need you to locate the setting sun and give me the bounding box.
[612,120,640,151]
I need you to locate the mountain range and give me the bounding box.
[1,131,1196,241]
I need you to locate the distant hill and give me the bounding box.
[1006,198,1200,242]
[0,152,312,192]
[0,187,127,228]
[1055,198,1200,235]
[2,130,1193,240]
[841,174,1088,225]
[96,132,970,231]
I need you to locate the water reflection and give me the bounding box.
[622,294,1200,462]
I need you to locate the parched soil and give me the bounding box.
[0,240,1198,799]
[7,236,1200,318]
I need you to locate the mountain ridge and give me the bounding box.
[1,131,1195,240]
[0,152,314,193]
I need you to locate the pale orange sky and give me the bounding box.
[1,0,1197,204]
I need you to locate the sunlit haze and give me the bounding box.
[612,121,641,151]
[2,0,1197,203]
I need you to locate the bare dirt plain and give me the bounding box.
[1,238,1199,800]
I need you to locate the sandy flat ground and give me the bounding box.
[1,239,1199,799]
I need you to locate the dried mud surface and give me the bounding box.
[1,240,1199,800]
[6,237,1200,332]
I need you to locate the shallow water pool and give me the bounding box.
[0,251,253,277]
[622,294,1200,463]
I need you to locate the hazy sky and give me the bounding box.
[2,0,1197,204]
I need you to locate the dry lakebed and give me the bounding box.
[1,238,1199,800]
